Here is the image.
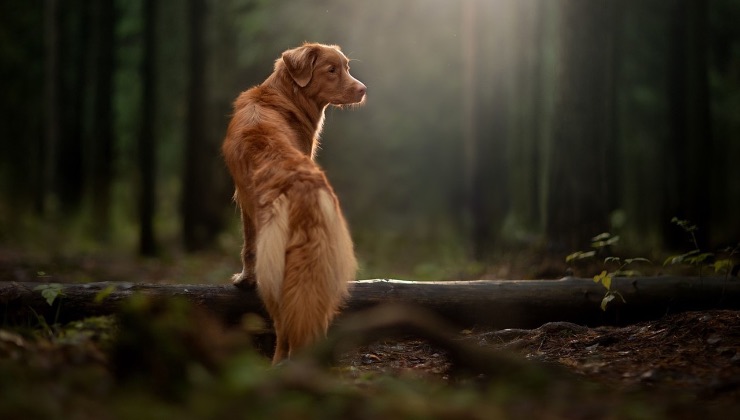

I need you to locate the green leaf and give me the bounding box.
[566,251,596,263]
[593,271,612,290]
[601,294,615,311]
[602,274,612,290]
[671,217,697,232]
[686,252,713,265]
[94,285,117,304]
[604,256,621,264]
[664,255,680,266]
[712,259,734,273]
[664,249,700,266]
[624,258,651,265]
[592,235,620,249]
[591,232,612,242]
[593,270,607,283]
[33,283,64,306]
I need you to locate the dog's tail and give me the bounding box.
[254,187,356,355]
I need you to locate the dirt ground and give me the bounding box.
[338,309,740,406]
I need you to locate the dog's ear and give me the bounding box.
[282,45,319,88]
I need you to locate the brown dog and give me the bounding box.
[222,43,366,363]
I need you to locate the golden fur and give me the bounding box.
[222,43,365,363]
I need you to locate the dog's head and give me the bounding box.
[279,43,366,107]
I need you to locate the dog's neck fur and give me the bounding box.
[264,64,327,159]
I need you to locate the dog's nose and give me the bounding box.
[357,83,367,98]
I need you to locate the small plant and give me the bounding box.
[711,243,738,281]
[567,232,651,311]
[565,232,619,264]
[593,271,624,311]
[33,283,65,327]
[34,283,64,306]
[663,218,714,277]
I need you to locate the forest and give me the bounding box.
[1,0,739,280]
[1,0,740,418]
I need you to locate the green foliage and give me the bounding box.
[0,295,669,419]
[565,250,596,263]
[55,316,118,349]
[568,232,652,311]
[33,283,64,306]
[590,232,620,249]
[710,243,739,280]
[593,271,626,311]
[30,283,66,331]
[566,233,619,264]
[663,249,714,267]
[93,285,117,304]
[663,218,724,278]
[712,258,734,274]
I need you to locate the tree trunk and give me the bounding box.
[43,0,60,216]
[90,0,116,241]
[182,0,222,251]
[57,0,90,214]
[664,0,712,249]
[545,0,615,249]
[460,0,479,259]
[2,277,736,329]
[139,0,158,256]
[465,0,510,259]
[508,0,544,236]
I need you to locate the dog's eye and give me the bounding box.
[328,66,336,74]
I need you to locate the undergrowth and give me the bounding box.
[0,295,674,420]
[567,218,738,311]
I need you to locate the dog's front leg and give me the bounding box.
[232,206,257,288]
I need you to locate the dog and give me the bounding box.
[221,43,366,364]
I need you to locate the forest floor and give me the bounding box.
[338,310,740,414]
[1,247,738,418]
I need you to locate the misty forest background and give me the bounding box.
[1,0,739,281]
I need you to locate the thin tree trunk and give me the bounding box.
[90,0,115,241]
[461,0,479,259]
[139,0,158,256]
[465,0,510,260]
[42,0,60,215]
[683,0,712,246]
[182,0,218,251]
[603,0,621,220]
[509,1,544,234]
[57,0,90,214]
[546,0,613,249]
[664,0,712,249]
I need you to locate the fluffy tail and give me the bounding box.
[254,193,291,311]
[254,188,357,359]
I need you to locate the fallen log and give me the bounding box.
[1,277,737,328]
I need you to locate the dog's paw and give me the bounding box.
[232,271,256,289]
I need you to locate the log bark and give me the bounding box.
[1,277,737,329]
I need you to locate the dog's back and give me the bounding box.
[222,43,365,363]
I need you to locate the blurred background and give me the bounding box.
[1,0,739,282]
